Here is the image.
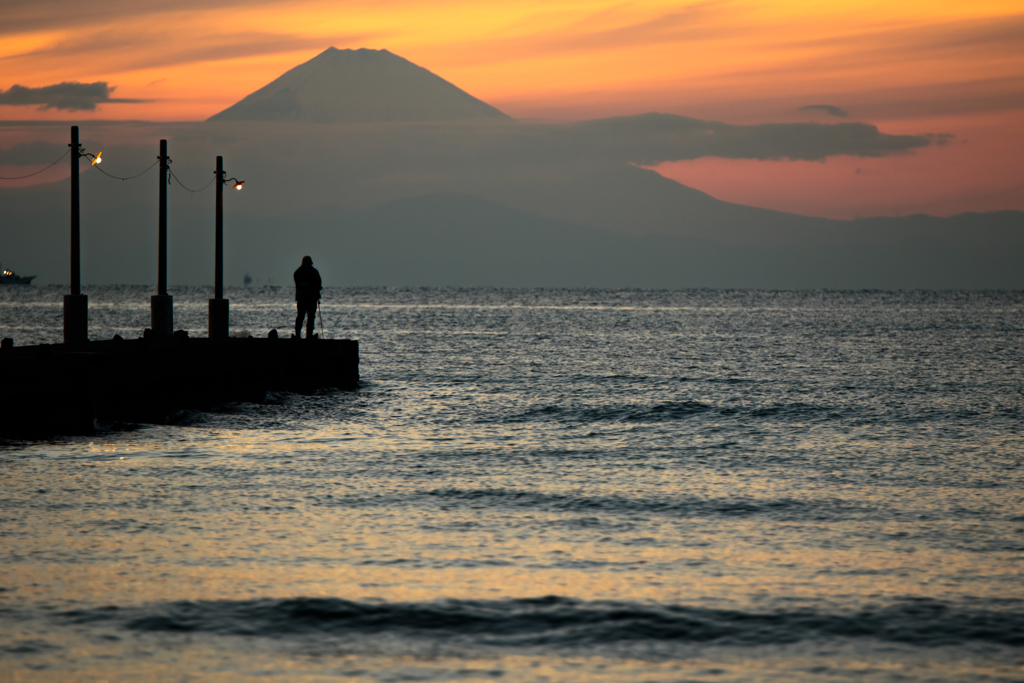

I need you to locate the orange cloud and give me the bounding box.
[2,0,1021,122]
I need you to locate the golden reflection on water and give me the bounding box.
[5,631,1023,683]
[3,451,1019,611]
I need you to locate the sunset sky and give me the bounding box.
[1,0,1022,219]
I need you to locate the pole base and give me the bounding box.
[63,294,88,345]
[151,295,173,338]
[208,298,229,339]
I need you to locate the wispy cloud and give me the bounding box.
[0,81,144,110]
[541,3,741,52]
[740,14,1024,84]
[799,104,847,117]
[419,2,745,68]
[794,13,1024,59]
[0,0,279,36]
[558,113,935,163]
[1,28,366,75]
[0,140,66,164]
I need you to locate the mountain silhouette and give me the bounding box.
[5,51,1021,288]
[4,175,1022,288]
[208,47,510,123]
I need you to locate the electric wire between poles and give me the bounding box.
[168,168,215,195]
[0,149,70,179]
[93,160,159,181]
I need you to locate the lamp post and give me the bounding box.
[63,125,99,345]
[208,156,243,338]
[70,126,80,297]
[150,139,173,337]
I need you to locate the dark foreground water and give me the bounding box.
[1,286,1023,682]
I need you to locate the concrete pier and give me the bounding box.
[150,295,174,337]
[63,294,89,345]
[1,128,314,439]
[0,336,359,438]
[208,298,229,338]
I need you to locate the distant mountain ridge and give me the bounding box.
[208,47,510,123]
[5,50,1020,288]
[3,178,1022,288]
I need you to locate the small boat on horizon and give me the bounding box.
[1,266,35,285]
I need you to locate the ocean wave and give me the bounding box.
[55,597,1024,649]
[500,401,711,424]
[496,400,839,425]
[416,487,844,520]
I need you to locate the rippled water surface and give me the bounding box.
[1,286,1023,682]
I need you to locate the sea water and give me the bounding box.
[1,286,1022,682]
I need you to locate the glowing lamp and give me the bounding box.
[233,180,245,190]
[91,152,102,165]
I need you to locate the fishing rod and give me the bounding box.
[317,300,328,339]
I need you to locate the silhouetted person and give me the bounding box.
[294,255,322,339]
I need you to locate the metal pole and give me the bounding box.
[151,139,173,337]
[64,125,88,344]
[208,156,229,338]
[215,156,223,300]
[70,126,80,296]
[158,139,168,296]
